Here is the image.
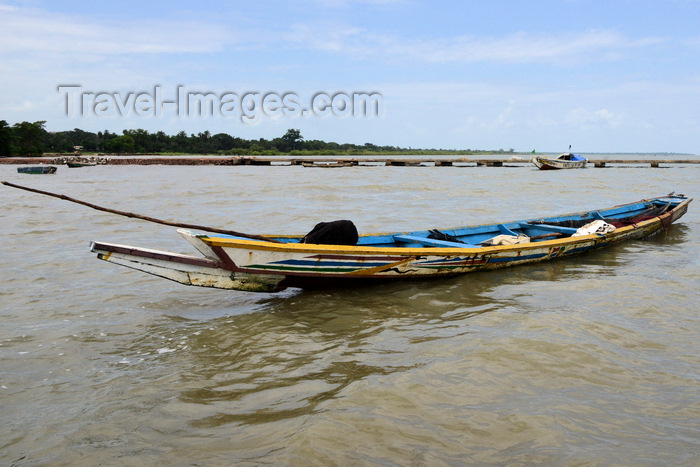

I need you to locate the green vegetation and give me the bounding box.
[1,120,47,156]
[0,120,516,157]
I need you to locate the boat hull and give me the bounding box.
[17,166,57,174]
[90,195,691,293]
[531,156,587,170]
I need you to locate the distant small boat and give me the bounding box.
[302,162,354,168]
[66,161,97,168]
[66,145,98,167]
[531,146,587,170]
[531,153,588,170]
[17,166,57,174]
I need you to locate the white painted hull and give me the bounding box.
[531,155,587,170]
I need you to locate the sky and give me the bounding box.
[1,0,699,154]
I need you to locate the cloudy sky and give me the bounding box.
[1,0,699,153]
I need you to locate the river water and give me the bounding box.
[1,161,698,466]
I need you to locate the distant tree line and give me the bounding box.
[0,120,516,157]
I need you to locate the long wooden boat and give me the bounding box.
[90,194,691,293]
[531,152,588,170]
[66,161,97,168]
[302,161,354,168]
[17,166,57,174]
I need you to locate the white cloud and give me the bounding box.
[565,108,620,129]
[0,4,234,56]
[0,3,671,68]
[285,23,667,64]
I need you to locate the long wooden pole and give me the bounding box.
[1,181,282,243]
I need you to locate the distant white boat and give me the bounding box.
[531,150,588,170]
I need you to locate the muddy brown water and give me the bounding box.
[1,162,698,465]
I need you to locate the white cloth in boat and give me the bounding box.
[572,220,616,237]
[481,233,530,246]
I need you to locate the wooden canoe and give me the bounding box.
[90,194,691,293]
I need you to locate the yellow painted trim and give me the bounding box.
[201,215,664,255]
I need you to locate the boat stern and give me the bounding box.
[90,240,287,292]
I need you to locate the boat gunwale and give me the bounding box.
[199,221,637,254]
[199,196,691,255]
[536,154,588,162]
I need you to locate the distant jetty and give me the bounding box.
[2,155,699,168]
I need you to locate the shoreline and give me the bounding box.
[0,156,246,166]
[2,155,700,168]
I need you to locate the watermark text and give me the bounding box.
[58,85,383,123]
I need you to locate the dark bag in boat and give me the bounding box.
[427,229,464,243]
[302,220,359,245]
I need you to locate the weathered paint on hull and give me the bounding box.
[531,157,587,170]
[90,241,285,292]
